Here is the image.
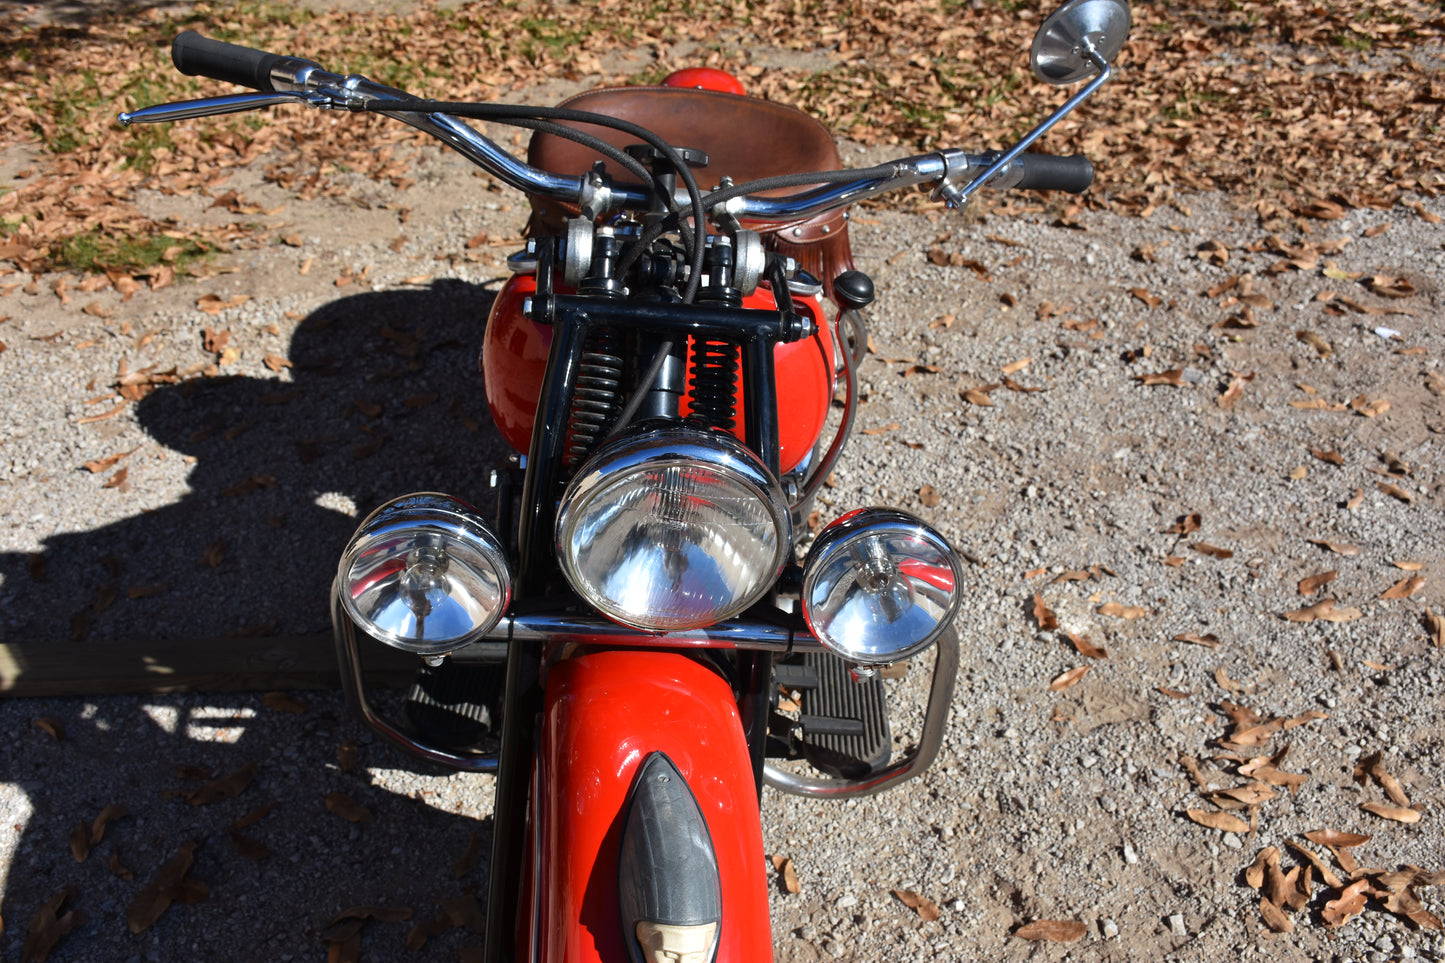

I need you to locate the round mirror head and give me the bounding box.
[1031,0,1131,85]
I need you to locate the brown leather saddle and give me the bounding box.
[526,86,853,293]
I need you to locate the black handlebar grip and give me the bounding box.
[1014,153,1095,194]
[171,31,286,91]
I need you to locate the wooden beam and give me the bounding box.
[0,633,418,698]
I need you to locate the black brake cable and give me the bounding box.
[358,98,706,303]
[495,117,659,198]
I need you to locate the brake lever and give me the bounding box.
[118,90,331,127]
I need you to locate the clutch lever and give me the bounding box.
[118,90,331,126]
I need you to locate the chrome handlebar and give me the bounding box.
[117,63,1067,222]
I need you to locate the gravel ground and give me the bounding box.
[2,121,1444,960]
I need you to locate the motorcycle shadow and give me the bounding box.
[2,279,511,958]
[2,278,512,672]
[0,690,497,960]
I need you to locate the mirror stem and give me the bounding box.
[942,42,1112,210]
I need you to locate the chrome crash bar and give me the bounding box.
[332,585,957,794]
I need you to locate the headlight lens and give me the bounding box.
[801,509,962,664]
[338,493,512,655]
[557,424,790,631]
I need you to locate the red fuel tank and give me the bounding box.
[481,275,835,475]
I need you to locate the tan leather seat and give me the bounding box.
[526,86,853,294]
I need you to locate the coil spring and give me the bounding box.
[566,328,624,467]
[688,337,740,430]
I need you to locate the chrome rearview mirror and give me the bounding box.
[1032,0,1132,84]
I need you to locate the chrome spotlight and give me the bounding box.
[337,493,512,655]
[801,509,963,664]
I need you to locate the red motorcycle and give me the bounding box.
[122,1,1129,958]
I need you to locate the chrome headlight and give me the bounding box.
[801,509,963,664]
[556,424,790,632]
[338,493,512,655]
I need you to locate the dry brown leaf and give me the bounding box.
[1157,686,1192,699]
[69,822,92,863]
[1361,802,1422,824]
[1165,513,1202,536]
[1366,275,1417,299]
[892,889,940,922]
[33,717,64,741]
[1065,632,1107,659]
[918,484,941,508]
[1048,666,1089,691]
[1283,599,1364,623]
[186,762,257,806]
[1304,829,1370,849]
[1284,841,1344,889]
[962,387,995,407]
[127,839,205,934]
[1259,897,1294,934]
[859,422,900,435]
[326,791,375,824]
[1355,752,1412,807]
[1191,542,1234,560]
[1299,571,1337,595]
[1173,632,1221,649]
[1000,358,1030,374]
[1245,847,1279,889]
[199,540,226,568]
[1380,576,1425,600]
[453,831,484,880]
[1129,287,1163,307]
[1310,538,1360,556]
[82,447,138,473]
[338,742,358,772]
[1214,667,1250,695]
[1098,602,1147,620]
[22,887,85,963]
[1427,608,1444,650]
[1185,809,1249,833]
[1393,560,1423,571]
[1213,783,1277,806]
[231,804,273,831]
[1013,920,1086,942]
[109,850,135,881]
[90,803,129,845]
[1351,395,1391,418]
[1032,594,1058,631]
[1309,448,1345,466]
[1297,330,1333,357]
[228,829,270,861]
[261,691,307,714]
[1250,765,1309,793]
[781,858,800,894]
[1137,368,1186,387]
[1322,879,1371,928]
[1377,481,1413,503]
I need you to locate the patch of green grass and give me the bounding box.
[1334,31,1373,52]
[517,16,594,62]
[211,1,316,39]
[52,230,208,273]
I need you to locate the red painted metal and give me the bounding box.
[482,276,835,473]
[526,650,773,962]
[662,67,746,96]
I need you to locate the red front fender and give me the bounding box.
[530,649,774,962]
